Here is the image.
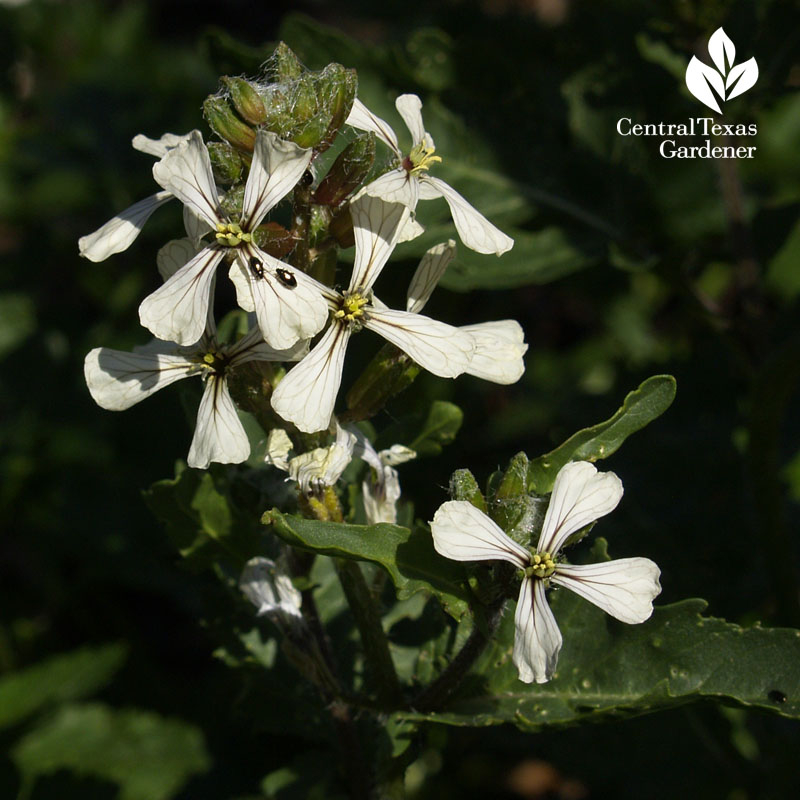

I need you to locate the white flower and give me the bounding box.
[352,431,416,525]
[270,195,476,433]
[239,556,303,624]
[78,132,193,262]
[406,240,527,384]
[138,129,329,349]
[84,264,307,470]
[346,95,514,256]
[430,461,661,684]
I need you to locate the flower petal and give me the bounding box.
[228,325,309,365]
[420,175,514,256]
[358,168,418,209]
[78,191,173,262]
[242,130,313,230]
[132,131,193,158]
[288,425,356,493]
[239,556,303,620]
[406,240,457,313]
[84,347,195,411]
[345,98,401,156]
[156,238,200,281]
[270,323,352,433]
[350,194,410,291]
[513,578,563,684]
[537,461,624,556]
[138,246,224,346]
[187,376,250,469]
[430,500,529,566]
[364,308,474,378]
[183,204,212,245]
[551,558,661,624]
[460,320,527,384]
[244,249,330,349]
[395,94,426,147]
[228,259,256,313]
[152,130,220,228]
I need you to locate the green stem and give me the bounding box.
[336,559,403,707]
[412,599,506,711]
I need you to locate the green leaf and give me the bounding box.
[264,510,469,620]
[528,375,676,492]
[396,596,800,730]
[381,400,463,458]
[0,644,127,730]
[143,463,263,570]
[12,703,209,800]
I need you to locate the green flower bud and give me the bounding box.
[289,75,319,124]
[220,184,245,220]
[203,96,255,153]
[221,76,267,125]
[291,111,333,149]
[260,87,293,137]
[495,452,530,499]
[313,134,375,206]
[207,141,243,184]
[449,469,487,511]
[273,42,303,82]
[344,343,420,423]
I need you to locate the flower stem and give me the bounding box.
[412,599,506,712]
[336,558,403,707]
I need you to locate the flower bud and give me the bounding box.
[219,184,245,220]
[289,75,318,124]
[207,141,243,184]
[260,87,293,137]
[313,134,375,206]
[273,42,303,82]
[315,64,357,151]
[291,111,333,149]
[344,343,420,422]
[221,76,267,125]
[449,469,487,511]
[203,96,255,153]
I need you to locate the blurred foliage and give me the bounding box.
[2,0,800,798]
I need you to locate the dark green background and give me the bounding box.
[1,0,799,797]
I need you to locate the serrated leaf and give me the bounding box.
[527,375,676,493]
[12,703,209,800]
[264,510,469,619]
[0,644,127,730]
[397,597,800,730]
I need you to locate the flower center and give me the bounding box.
[333,291,370,324]
[199,350,229,376]
[405,142,442,175]
[215,222,253,247]
[525,552,556,579]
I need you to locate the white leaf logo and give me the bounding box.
[685,27,758,113]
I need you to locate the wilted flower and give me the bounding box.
[239,556,303,625]
[431,461,661,683]
[346,95,513,255]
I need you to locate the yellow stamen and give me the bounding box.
[333,292,369,323]
[525,551,556,579]
[215,222,252,247]
[407,141,442,175]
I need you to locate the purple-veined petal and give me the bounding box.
[78,191,173,262]
[242,131,312,230]
[270,323,352,433]
[551,558,661,624]
[406,240,457,313]
[350,194,410,291]
[536,461,624,556]
[152,130,220,228]
[132,131,193,158]
[419,175,514,256]
[156,238,200,281]
[187,375,250,469]
[138,246,225,346]
[513,578,563,684]
[431,500,529,566]
[460,320,527,384]
[395,94,426,147]
[358,168,419,209]
[228,324,309,365]
[345,98,401,156]
[364,308,474,378]
[84,347,196,411]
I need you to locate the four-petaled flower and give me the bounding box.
[138,129,329,348]
[270,194,476,433]
[431,461,661,683]
[346,95,514,256]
